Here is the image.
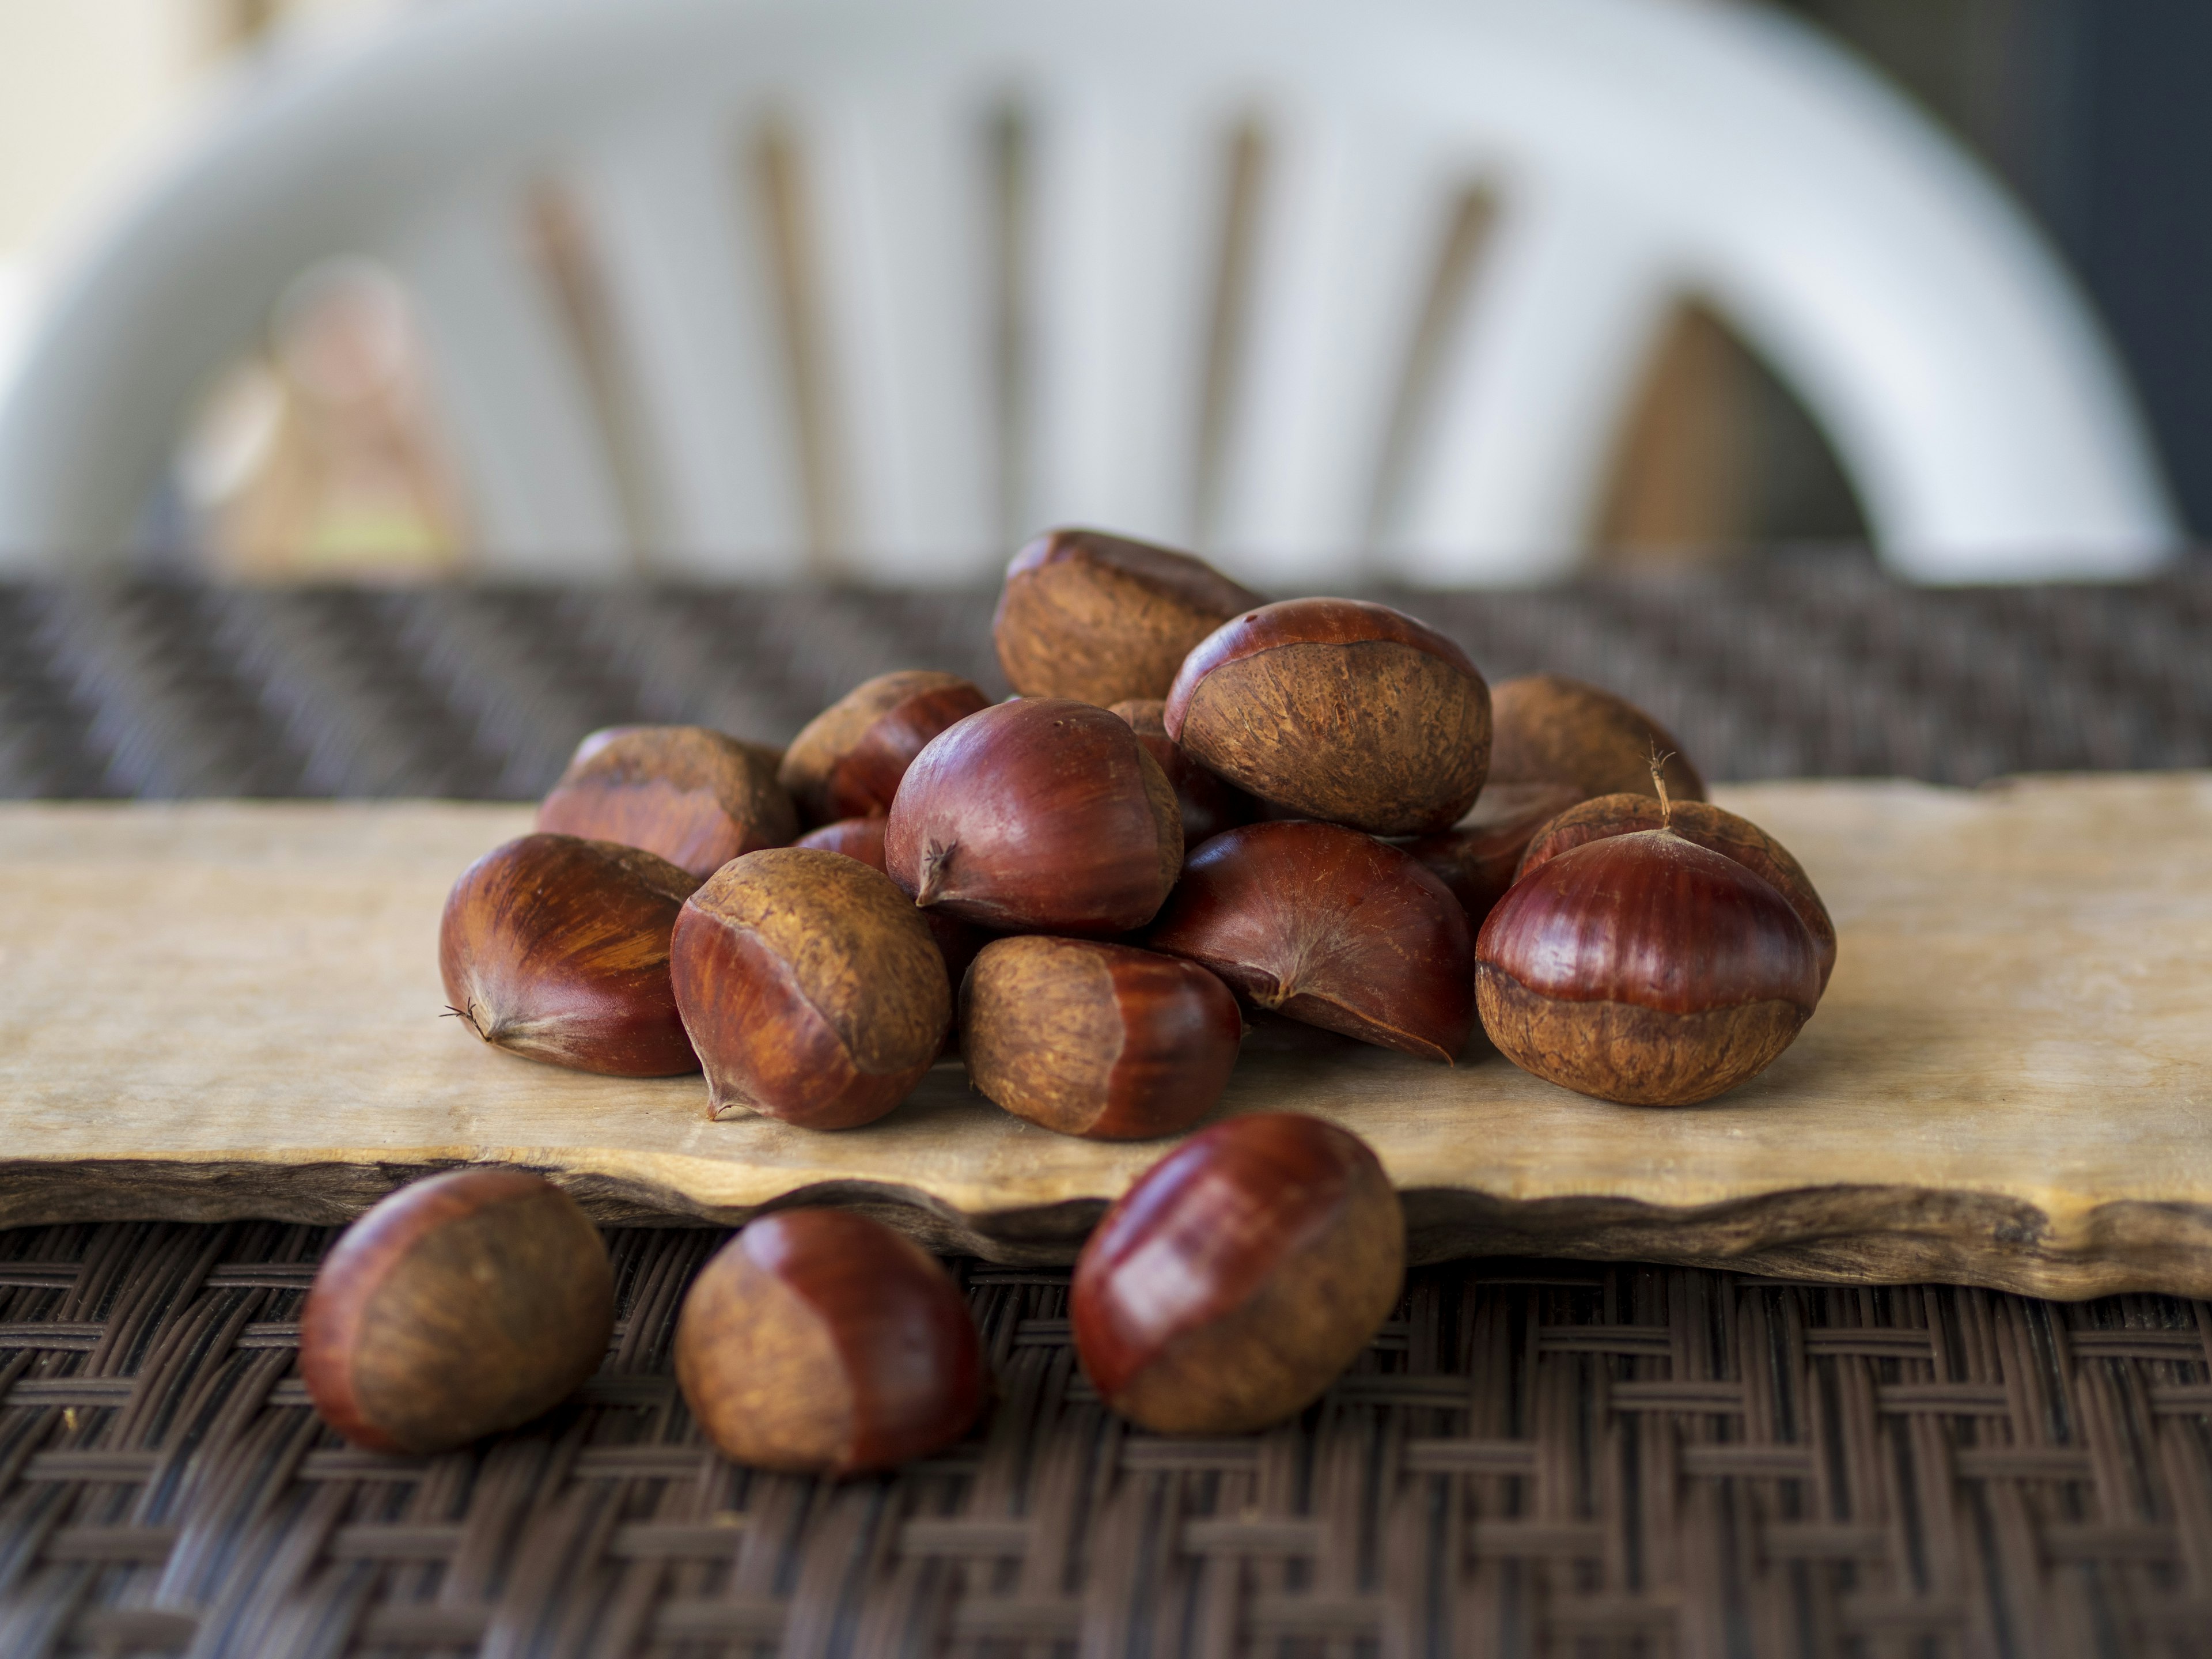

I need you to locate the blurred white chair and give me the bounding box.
[0,0,2180,582]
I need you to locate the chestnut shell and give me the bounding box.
[1486,675,1705,804]
[1396,781,1585,931]
[536,726,797,879]
[778,671,991,825]
[1109,698,1258,848]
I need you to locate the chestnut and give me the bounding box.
[961,937,1242,1139]
[440,834,700,1076]
[794,815,990,994]
[1071,1113,1403,1434]
[537,726,798,880]
[300,1168,614,1454]
[1165,598,1490,836]
[1518,793,1837,996]
[1397,781,1585,931]
[675,1208,985,1475]
[1486,675,1705,804]
[777,671,992,825]
[884,698,1183,935]
[671,847,950,1127]
[1146,820,1474,1062]
[993,527,1262,707]
[1109,698,1257,848]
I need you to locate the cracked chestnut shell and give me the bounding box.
[1071,1113,1403,1434]
[1476,828,1821,1105]
[1146,820,1474,1062]
[301,1168,614,1454]
[1397,781,1584,931]
[1517,794,1837,997]
[778,671,992,825]
[1109,698,1257,849]
[961,937,1243,1139]
[440,834,700,1076]
[1165,598,1490,836]
[675,1209,985,1475]
[537,726,797,880]
[884,698,1183,935]
[993,527,1262,706]
[1486,675,1704,805]
[671,848,950,1127]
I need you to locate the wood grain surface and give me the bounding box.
[2,776,2208,1298]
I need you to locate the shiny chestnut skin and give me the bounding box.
[675,1209,986,1475]
[1518,794,1837,996]
[1147,820,1474,1062]
[671,848,950,1127]
[993,527,1262,706]
[1476,830,1821,1105]
[301,1169,614,1453]
[796,816,989,991]
[1487,675,1705,805]
[1109,698,1257,848]
[1071,1113,1403,1434]
[778,671,992,825]
[885,698,1183,935]
[440,834,700,1076]
[1165,599,1490,836]
[961,937,1243,1139]
[1397,781,1584,931]
[537,726,797,880]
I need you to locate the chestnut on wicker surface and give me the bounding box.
[675,1209,985,1475]
[1071,1113,1403,1434]
[778,671,991,825]
[1486,675,1705,805]
[1398,781,1584,931]
[440,834,700,1077]
[301,1169,614,1454]
[536,726,797,879]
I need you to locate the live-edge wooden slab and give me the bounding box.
[2,777,2210,1298]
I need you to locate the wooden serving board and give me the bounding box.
[3,777,2209,1299]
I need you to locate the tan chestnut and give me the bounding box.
[1487,675,1705,804]
[1147,820,1474,1062]
[1165,598,1490,836]
[675,1209,986,1475]
[537,726,797,879]
[885,698,1183,935]
[993,527,1262,706]
[1518,793,1837,995]
[1109,698,1257,848]
[1397,782,1584,931]
[778,671,992,825]
[1071,1113,1403,1434]
[440,834,700,1076]
[301,1168,613,1453]
[671,847,950,1127]
[794,815,990,997]
[961,937,1242,1139]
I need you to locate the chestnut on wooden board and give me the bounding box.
[301,1168,614,1454]
[961,937,1243,1139]
[1109,698,1257,848]
[1071,1113,1403,1434]
[794,815,990,996]
[537,726,797,880]
[778,671,992,825]
[1147,820,1474,1062]
[671,848,950,1127]
[1476,828,1821,1105]
[675,1209,986,1475]
[993,527,1262,707]
[1397,781,1584,931]
[885,698,1183,935]
[1165,598,1490,836]
[1486,675,1704,805]
[440,834,700,1077]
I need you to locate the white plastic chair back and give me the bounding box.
[0,0,2180,582]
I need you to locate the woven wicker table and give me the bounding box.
[3,559,2211,1657]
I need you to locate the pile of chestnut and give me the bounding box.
[313,527,1838,1467]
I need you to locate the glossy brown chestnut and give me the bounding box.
[674,1208,986,1475]
[1476,830,1821,1105]
[778,670,993,825]
[1146,820,1474,1062]
[961,937,1243,1139]
[1397,781,1585,931]
[884,698,1183,935]
[671,848,950,1127]
[1165,598,1490,836]
[1518,793,1838,995]
[1486,675,1705,804]
[794,816,990,994]
[300,1168,613,1453]
[536,726,797,880]
[993,527,1262,706]
[1071,1113,1403,1434]
[1109,698,1258,848]
[440,834,700,1076]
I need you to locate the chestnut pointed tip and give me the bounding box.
[913,839,955,907]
